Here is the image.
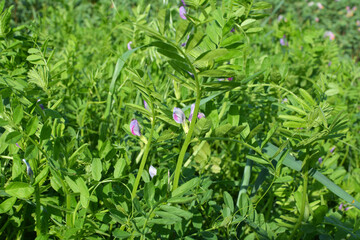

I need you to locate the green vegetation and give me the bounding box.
[0,0,359,239]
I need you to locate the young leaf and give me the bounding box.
[92,158,102,181]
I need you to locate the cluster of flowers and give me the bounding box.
[130,102,205,137]
[346,6,357,18]
[308,2,324,10]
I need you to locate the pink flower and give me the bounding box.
[317,2,324,10]
[179,6,187,20]
[130,119,141,136]
[188,104,205,122]
[356,20,360,26]
[324,31,335,41]
[127,41,132,50]
[315,17,319,22]
[173,107,185,124]
[197,112,205,119]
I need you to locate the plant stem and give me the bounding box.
[35,184,41,235]
[236,158,252,207]
[172,88,201,190]
[131,119,155,199]
[290,163,309,238]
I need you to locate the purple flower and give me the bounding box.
[227,77,233,81]
[39,104,45,110]
[127,41,132,50]
[282,98,288,103]
[318,157,323,164]
[330,146,335,153]
[22,159,33,180]
[16,143,21,149]
[339,203,343,210]
[130,119,141,136]
[328,61,332,66]
[173,107,185,124]
[280,35,287,46]
[189,103,206,122]
[179,6,187,20]
[181,0,186,6]
[144,100,149,111]
[230,28,235,33]
[197,112,205,119]
[345,207,350,211]
[149,165,157,179]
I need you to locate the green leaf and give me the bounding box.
[114,158,126,178]
[299,88,316,106]
[76,178,89,208]
[238,193,249,216]
[312,205,328,225]
[26,116,39,136]
[91,158,102,181]
[245,27,263,34]
[104,47,140,119]
[194,118,212,136]
[241,19,256,28]
[263,143,360,209]
[144,182,155,207]
[13,105,23,124]
[0,197,17,214]
[227,105,239,126]
[5,182,34,199]
[40,123,51,140]
[65,176,80,193]
[246,154,270,166]
[167,196,197,203]
[5,131,22,144]
[159,205,193,220]
[125,103,151,117]
[223,191,234,213]
[34,166,49,186]
[113,229,132,239]
[25,144,38,160]
[172,178,200,197]
[153,211,182,223]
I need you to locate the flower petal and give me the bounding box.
[130,119,141,136]
[127,41,133,50]
[149,165,157,179]
[173,107,185,124]
[179,6,186,20]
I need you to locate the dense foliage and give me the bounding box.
[0,0,359,239]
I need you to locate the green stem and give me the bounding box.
[35,184,42,235]
[131,119,155,199]
[236,158,252,207]
[290,163,308,238]
[172,88,201,190]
